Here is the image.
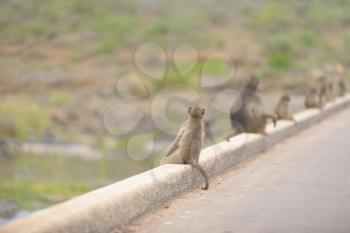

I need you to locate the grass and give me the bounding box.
[149,67,199,91]
[200,59,231,76]
[148,58,233,91]
[254,2,296,30]
[268,52,293,70]
[343,31,350,48]
[307,3,338,28]
[50,90,72,107]
[1,0,350,68]
[0,153,143,210]
[0,181,90,210]
[95,37,119,54]
[0,0,228,51]
[297,30,317,48]
[0,101,50,140]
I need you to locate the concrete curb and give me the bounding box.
[1,94,350,233]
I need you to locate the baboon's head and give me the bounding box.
[188,106,205,119]
[281,94,290,102]
[245,75,260,92]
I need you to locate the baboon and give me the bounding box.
[275,94,295,121]
[339,79,347,97]
[305,87,322,108]
[204,118,215,144]
[329,74,344,99]
[327,77,337,101]
[226,76,277,140]
[318,76,331,105]
[318,75,336,102]
[335,63,347,97]
[160,106,209,190]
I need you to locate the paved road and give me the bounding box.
[128,107,350,233]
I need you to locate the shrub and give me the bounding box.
[268,52,293,70]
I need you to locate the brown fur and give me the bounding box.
[305,87,323,109]
[160,106,209,190]
[226,76,277,140]
[275,94,295,122]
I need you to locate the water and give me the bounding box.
[0,153,154,212]
[0,210,30,226]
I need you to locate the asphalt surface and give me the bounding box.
[128,107,350,233]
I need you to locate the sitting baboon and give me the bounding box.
[327,76,337,101]
[226,76,277,140]
[305,87,323,108]
[334,63,347,97]
[160,105,209,190]
[275,94,295,121]
[339,79,347,97]
[316,76,331,104]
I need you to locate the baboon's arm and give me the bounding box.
[164,127,185,157]
[264,112,277,127]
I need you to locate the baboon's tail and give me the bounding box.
[272,116,277,127]
[191,162,209,190]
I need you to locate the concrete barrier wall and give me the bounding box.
[1,94,350,233]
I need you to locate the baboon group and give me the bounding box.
[160,64,347,190]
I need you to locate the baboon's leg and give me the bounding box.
[160,151,184,165]
[256,120,268,136]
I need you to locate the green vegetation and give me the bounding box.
[50,90,72,107]
[307,3,338,28]
[0,101,50,140]
[148,58,232,90]
[96,37,120,54]
[150,67,200,91]
[0,154,92,210]
[255,2,296,30]
[1,0,350,67]
[201,59,231,76]
[0,153,147,210]
[297,31,317,48]
[0,181,90,210]
[268,52,293,70]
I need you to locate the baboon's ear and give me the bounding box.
[188,107,192,114]
[201,108,205,116]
